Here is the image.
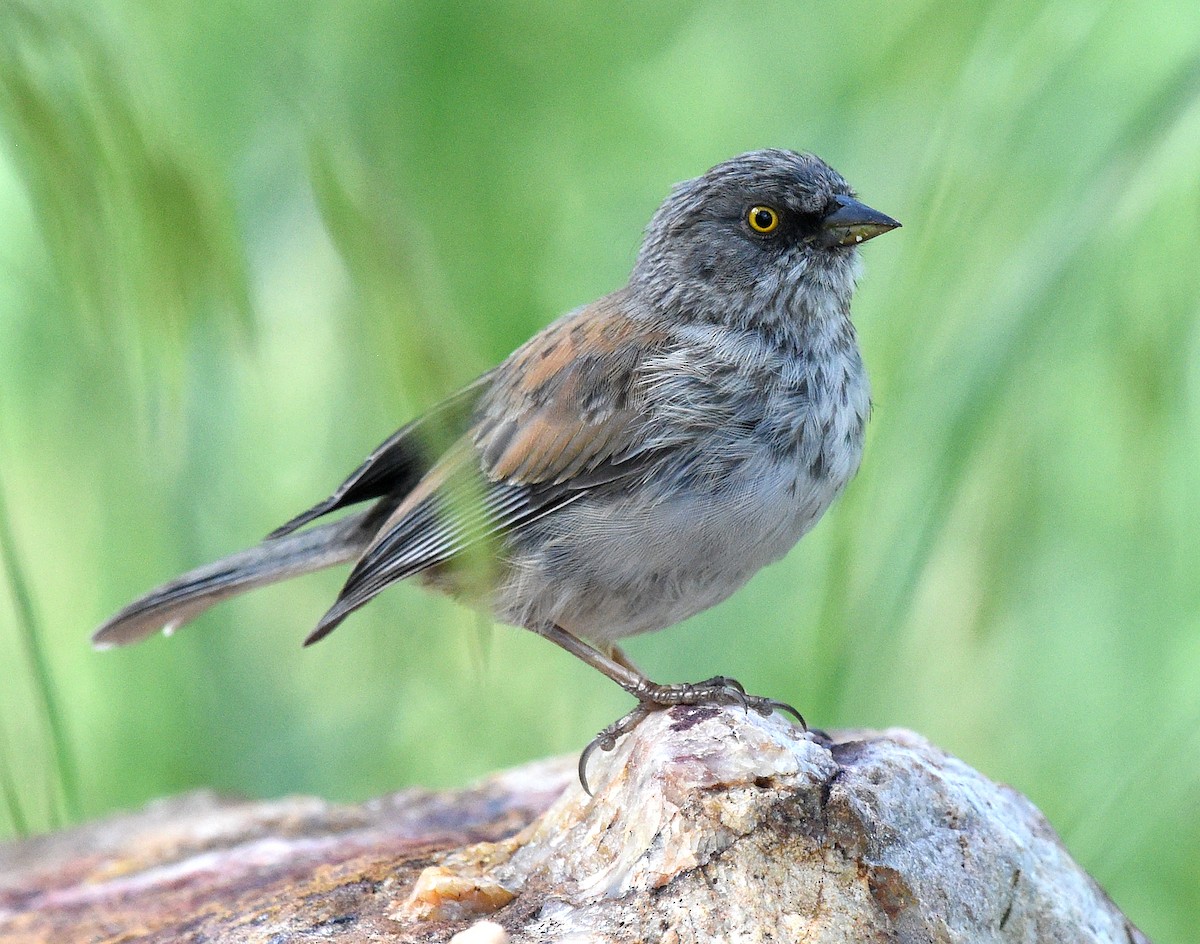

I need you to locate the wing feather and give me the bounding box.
[307,293,672,642]
[268,373,493,539]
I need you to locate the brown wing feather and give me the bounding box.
[307,292,669,642]
[475,289,665,485]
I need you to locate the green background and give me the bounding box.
[2,1,1198,938]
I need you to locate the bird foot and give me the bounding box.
[577,676,805,794]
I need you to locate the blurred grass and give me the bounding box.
[1,0,1198,940]
[0,461,78,832]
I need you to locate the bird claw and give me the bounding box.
[576,678,806,795]
[578,702,652,795]
[760,697,806,728]
[702,675,745,695]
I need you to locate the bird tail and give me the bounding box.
[91,511,375,649]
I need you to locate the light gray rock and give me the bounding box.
[0,707,1147,943]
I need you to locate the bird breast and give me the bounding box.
[492,312,870,643]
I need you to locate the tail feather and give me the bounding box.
[91,511,374,649]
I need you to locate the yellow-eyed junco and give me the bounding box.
[93,149,899,791]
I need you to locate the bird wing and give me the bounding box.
[475,291,660,486]
[306,292,669,643]
[267,372,495,539]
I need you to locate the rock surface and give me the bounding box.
[0,708,1148,943]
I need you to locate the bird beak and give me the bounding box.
[820,194,901,247]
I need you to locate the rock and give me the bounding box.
[0,708,1148,943]
[449,919,510,944]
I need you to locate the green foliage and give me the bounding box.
[1,1,1197,939]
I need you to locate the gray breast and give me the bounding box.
[490,312,870,644]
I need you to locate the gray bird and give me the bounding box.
[93,149,899,791]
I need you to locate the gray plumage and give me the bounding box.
[93,511,375,648]
[92,149,898,743]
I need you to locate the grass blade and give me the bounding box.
[0,461,80,827]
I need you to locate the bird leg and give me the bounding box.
[539,624,806,794]
[603,642,644,676]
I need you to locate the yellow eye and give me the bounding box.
[747,205,780,234]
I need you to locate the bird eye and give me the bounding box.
[747,205,780,234]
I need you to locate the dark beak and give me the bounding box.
[820,194,901,247]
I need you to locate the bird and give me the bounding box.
[93,149,899,792]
